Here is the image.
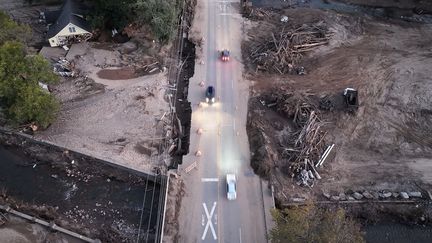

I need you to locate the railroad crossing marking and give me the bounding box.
[202,202,217,240]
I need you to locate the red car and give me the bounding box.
[221,49,230,62]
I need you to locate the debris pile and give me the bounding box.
[270,91,328,187]
[135,61,161,75]
[53,58,75,77]
[247,22,331,74]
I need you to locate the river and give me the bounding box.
[0,145,162,242]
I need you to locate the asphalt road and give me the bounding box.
[178,0,270,243]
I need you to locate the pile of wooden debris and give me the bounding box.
[246,22,332,74]
[270,91,330,187]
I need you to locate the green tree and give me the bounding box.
[270,204,364,243]
[0,11,31,45]
[0,41,59,128]
[136,0,180,42]
[8,84,59,128]
[90,0,136,30]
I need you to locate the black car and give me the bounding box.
[221,49,230,62]
[206,86,215,104]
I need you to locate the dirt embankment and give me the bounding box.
[243,5,432,206]
[163,0,196,241]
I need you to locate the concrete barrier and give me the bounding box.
[0,204,100,243]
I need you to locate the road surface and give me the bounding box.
[178,0,272,242]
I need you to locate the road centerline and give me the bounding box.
[202,178,219,182]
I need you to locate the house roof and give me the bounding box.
[47,0,91,38]
[44,10,61,24]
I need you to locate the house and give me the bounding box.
[42,0,92,47]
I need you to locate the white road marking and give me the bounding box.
[201,178,219,182]
[233,119,236,130]
[202,214,205,226]
[239,228,242,243]
[231,79,234,89]
[202,202,217,240]
[214,214,218,225]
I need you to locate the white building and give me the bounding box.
[44,0,92,47]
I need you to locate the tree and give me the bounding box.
[88,0,181,42]
[136,0,180,42]
[270,204,365,243]
[0,41,59,128]
[0,11,31,45]
[8,84,59,128]
[90,0,136,30]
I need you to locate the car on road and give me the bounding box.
[226,174,237,200]
[221,49,230,62]
[206,86,215,104]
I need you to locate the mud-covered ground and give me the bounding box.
[0,130,163,242]
[243,0,432,205]
[1,0,174,175]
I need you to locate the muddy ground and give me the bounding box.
[243,0,432,206]
[36,41,172,174]
[0,130,163,242]
[1,0,176,175]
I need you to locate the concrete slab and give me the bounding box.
[39,46,66,63]
[65,42,90,61]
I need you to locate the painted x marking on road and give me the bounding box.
[202,202,217,240]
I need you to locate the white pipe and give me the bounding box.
[317,144,334,167]
[315,145,331,167]
[159,173,171,243]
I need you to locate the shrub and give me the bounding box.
[270,204,365,243]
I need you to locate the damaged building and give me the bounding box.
[41,0,92,47]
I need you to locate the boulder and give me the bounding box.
[292,198,306,202]
[339,193,347,201]
[353,192,363,200]
[348,196,355,201]
[371,191,380,199]
[400,192,409,199]
[408,191,422,198]
[331,196,340,201]
[383,192,392,198]
[362,191,374,199]
[323,192,331,199]
[392,192,399,198]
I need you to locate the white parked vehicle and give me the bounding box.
[226,174,237,200]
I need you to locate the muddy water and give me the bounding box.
[0,145,161,241]
[364,223,432,243]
